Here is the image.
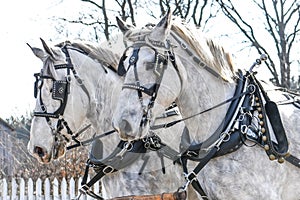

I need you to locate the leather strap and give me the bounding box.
[285,154,300,168]
[109,191,186,200]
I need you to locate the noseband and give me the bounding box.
[33,44,91,145]
[118,40,178,128]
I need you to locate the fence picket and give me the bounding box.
[28,178,34,200]
[53,178,59,200]
[0,177,101,200]
[44,178,51,200]
[1,179,8,200]
[20,178,25,199]
[61,178,67,200]
[35,178,42,200]
[69,177,75,199]
[11,178,17,200]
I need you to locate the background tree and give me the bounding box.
[216,0,300,89]
[56,0,217,41]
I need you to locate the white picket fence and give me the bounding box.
[0,177,100,200]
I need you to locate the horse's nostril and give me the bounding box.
[34,146,45,158]
[120,119,132,133]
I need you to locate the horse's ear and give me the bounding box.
[116,17,132,34]
[149,9,172,41]
[40,38,55,58]
[27,43,47,60]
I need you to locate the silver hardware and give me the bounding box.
[103,165,114,174]
[247,84,256,94]
[181,42,187,49]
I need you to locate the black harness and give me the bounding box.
[72,38,300,199]
[114,37,300,199]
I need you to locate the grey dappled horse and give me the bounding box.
[112,10,300,200]
[27,39,186,199]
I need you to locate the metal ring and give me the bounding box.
[241,125,248,134]
[144,142,150,149]
[238,113,245,121]
[103,165,114,174]
[124,142,133,151]
[220,132,231,142]
[66,75,72,83]
[247,84,256,94]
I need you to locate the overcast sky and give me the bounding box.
[0,0,80,119]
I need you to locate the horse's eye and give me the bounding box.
[145,62,154,70]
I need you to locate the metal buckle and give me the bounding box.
[79,184,89,194]
[186,150,198,157]
[241,125,248,134]
[103,165,114,174]
[179,172,197,191]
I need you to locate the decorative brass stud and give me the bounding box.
[257,107,262,112]
[256,103,260,107]
[255,97,259,101]
[264,144,270,151]
[261,128,266,133]
[259,121,264,126]
[285,152,291,157]
[278,157,285,164]
[258,114,263,119]
[269,154,276,160]
[262,136,267,142]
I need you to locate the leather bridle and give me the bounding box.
[33,45,91,145]
[118,40,178,128]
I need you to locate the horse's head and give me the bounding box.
[112,10,182,141]
[27,39,90,163]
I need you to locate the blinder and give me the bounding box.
[34,73,69,103]
[52,80,69,102]
[117,53,127,76]
[118,47,141,76]
[33,73,40,98]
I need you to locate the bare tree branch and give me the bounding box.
[81,0,103,9]
[216,0,300,88]
[127,0,136,26]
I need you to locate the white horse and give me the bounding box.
[112,10,300,200]
[27,39,186,199]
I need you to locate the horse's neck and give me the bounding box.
[70,50,122,134]
[87,70,121,132]
[178,58,236,142]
